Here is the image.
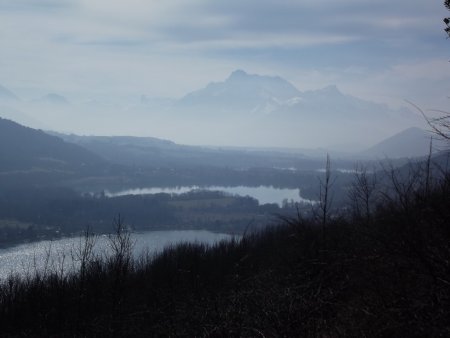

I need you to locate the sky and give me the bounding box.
[0,0,448,109]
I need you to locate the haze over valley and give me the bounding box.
[0,70,427,151]
[0,1,449,336]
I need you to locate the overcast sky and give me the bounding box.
[1,0,449,108]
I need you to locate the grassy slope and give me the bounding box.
[0,176,449,337]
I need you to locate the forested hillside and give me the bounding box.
[0,118,104,171]
[0,166,448,336]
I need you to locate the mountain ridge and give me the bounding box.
[0,71,425,149]
[177,69,301,113]
[0,117,105,172]
[362,127,435,158]
[35,93,70,105]
[175,69,416,122]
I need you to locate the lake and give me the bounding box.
[0,230,233,280]
[105,185,316,206]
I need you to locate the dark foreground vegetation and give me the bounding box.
[0,188,294,246]
[0,166,449,337]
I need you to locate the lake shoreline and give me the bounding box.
[0,226,239,251]
[0,229,234,280]
[102,184,317,206]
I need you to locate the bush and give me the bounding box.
[0,171,449,336]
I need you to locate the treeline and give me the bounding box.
[70,165,343,196]
[0,157,354,200]
[0,165,448,336]
[0,187,290,246]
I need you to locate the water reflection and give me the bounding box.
[105,185,316,206]
[0,230,232,280]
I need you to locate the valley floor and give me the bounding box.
[0,173,449,336]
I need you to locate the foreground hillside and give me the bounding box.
[0,170,449,336]
[0,118,104,172]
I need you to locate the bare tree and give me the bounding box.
[74,227,97,280]
[349,164,378,222]
[406,100,450,144]
[379,160,425,213]
[408,4,450,141]
[445,0,450,37]
[318,154,335,229]
[108,215,134,274]
[424,137,433,194]
[108,214,134,328]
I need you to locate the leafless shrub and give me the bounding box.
[406,100,450,144]
[73,227,98,280]
[317,154,335,229]
[108,215,134,274]
[348,164,378,222]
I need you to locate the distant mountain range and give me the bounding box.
[34,93,70,105]
[50,132,325,169]
[171,70,414,122]
[0,116,441,198]
[177,70,301,115]
[52,127,441,172]
[0,86,69,105]
[164,70,424,148]
[0,71,426,149]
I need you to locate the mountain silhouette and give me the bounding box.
[36,93,70,105]
[0,118,104,172]
[363,127,436,158]
[174,70,416,123]
[177,69,301,114]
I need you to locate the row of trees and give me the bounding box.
[0,152,448,336]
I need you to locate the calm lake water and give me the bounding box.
[105,185,316,206]
[0,230,232,280]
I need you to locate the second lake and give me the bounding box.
[105,185,316,206]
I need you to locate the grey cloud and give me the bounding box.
[0,0,446,112]
[0,0,75,11]
[79,39,143,47]
[55,36,145,47]
[155,0,439,44]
